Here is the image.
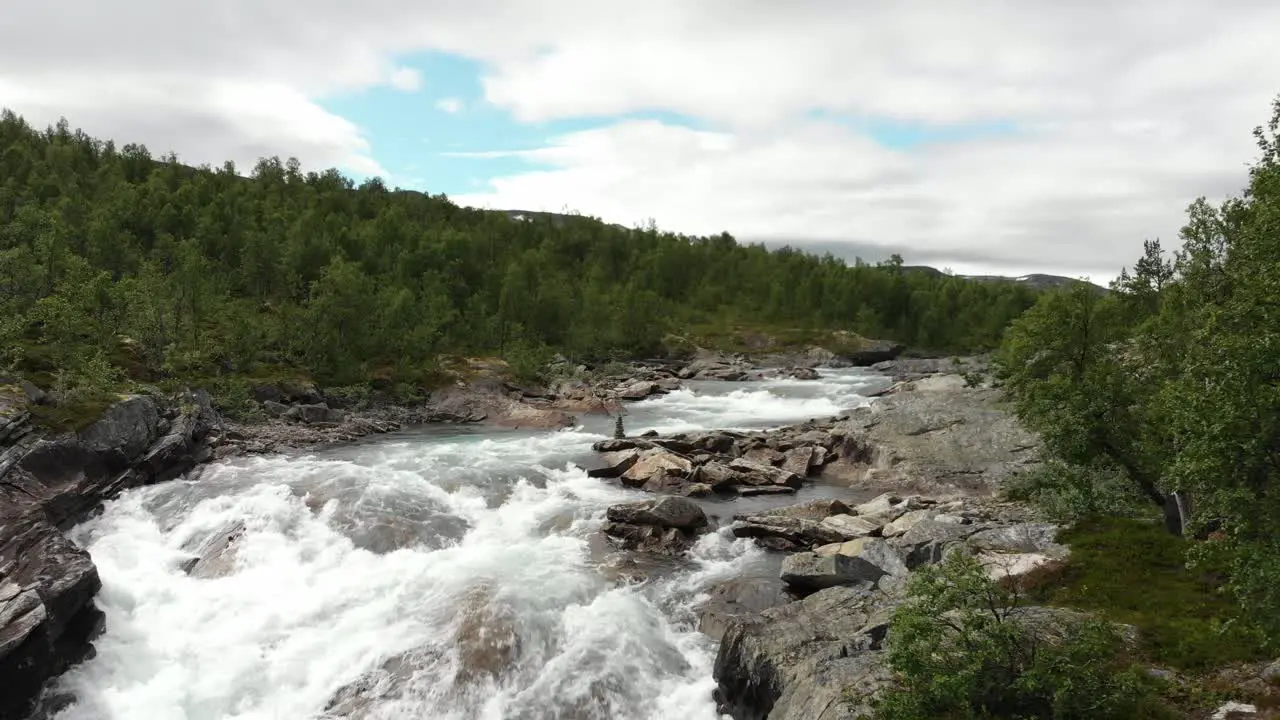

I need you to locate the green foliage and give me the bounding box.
[993,94,1280,648]
[0,108,1037,397]
[872,553,1163,720]
[1026,517,1269,672]
[1003,460,1151,524]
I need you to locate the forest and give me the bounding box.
[0,109,1040,404]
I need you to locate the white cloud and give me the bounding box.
[1,0,1279,278]
[388,66,422,92]
[435,97,464,114]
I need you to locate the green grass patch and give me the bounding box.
[1026,516,1269,671]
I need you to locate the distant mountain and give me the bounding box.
[903,266,1108,293]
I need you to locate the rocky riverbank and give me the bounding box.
[0,387,222,720]
[573,362,1059,718]
[583,363,1270,719]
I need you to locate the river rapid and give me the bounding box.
[45,370,888,720]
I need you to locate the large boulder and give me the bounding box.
[602,496,710,556]
[714,586,896,720]
[606,496,708,530]
[620,449,694,489]
[780,538,908,593]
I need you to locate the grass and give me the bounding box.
[27,394,116,432]
[1024,516,1269,672]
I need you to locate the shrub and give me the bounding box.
[870,553,1164,719]
[1002,459,1150,524]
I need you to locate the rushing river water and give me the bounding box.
[46,369,889,720]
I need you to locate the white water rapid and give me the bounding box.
[45,369,888,720]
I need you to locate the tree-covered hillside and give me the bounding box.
[0,110,1038,396]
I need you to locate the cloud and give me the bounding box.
[388,67,422,92]
[1,1,1279,278]
[435,97,464,114]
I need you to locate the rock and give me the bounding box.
[743,447,784,466]
[620,449,694,488]
[714,586,896,720]
[617,380,660,400]
[880,509,931,537]
[261,400,289,417]
[586,449,641,479]
[1212,702,1258,720]
[284,403,346,425]
[695,461,740,491]
[606,496,708,530]
[603,497,710,555]
[779,447,820,477]
[76,394,160,459]
[0,390,220,718]
[728,458,802,488]
[853,492,927,519]
[732,516,849,551]
[782,538,908,592]
[844,339,906,366]
[819,514,881,538]
[735,486,797,497]
[592,438,654,452]
[737,498,852,523]
[181,521,246,579]
[785,367,821,381]
[976,551,1060,582]
[967,523,1066,556]
[892,518,988,568]
[825,373,1039,492]
[697,576,794,643]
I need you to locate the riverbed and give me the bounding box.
[45,369,889,720]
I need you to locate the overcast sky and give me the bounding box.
[3,1,1278,282]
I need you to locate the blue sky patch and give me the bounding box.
[323,51,1019,196]
[322,51,702,195]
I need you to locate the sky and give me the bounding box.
[2,2,1279,282]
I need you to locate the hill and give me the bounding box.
[0,110,1046,413]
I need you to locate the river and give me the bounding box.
[44,369,888,720]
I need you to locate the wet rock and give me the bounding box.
[620,449,694,488]
[784,367,821,381]
[591,438,654,453]
[181,521,246,579]
[586,449,640,479]
[603,496,711,556]
[714,585,895,720]
[455,586,521,684]
[697,576,795,642]
[616,380,660,400]
[735,486,797,498]
[607,496,708,530]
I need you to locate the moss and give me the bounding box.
[1026,516,1269,672]
[28,395,115,432]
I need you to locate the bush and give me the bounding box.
[870,553,1165,719]
[1002,460,1151,524]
